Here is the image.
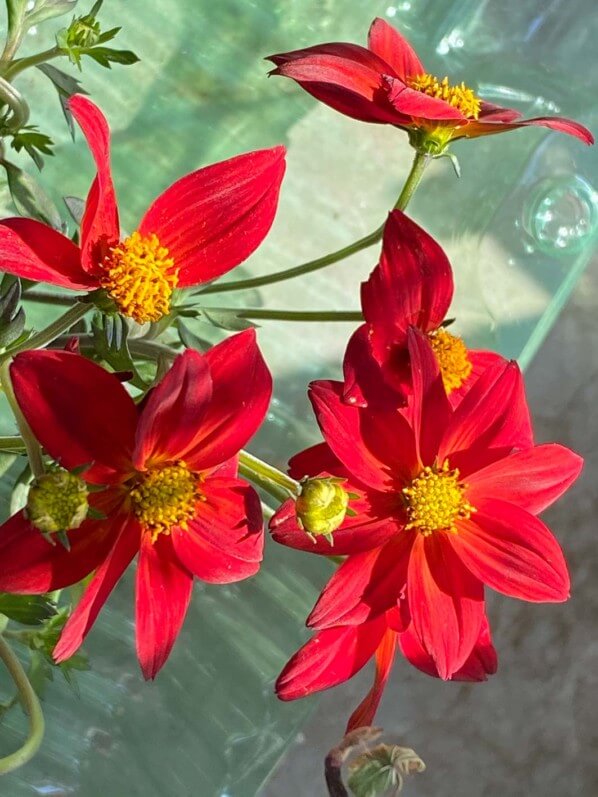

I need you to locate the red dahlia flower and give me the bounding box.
[0,95,285,324]
[271,330,581,682]
[343,209,515,412]
[0,330,271,678]
[277,611,497,731]
[268,17,593,152]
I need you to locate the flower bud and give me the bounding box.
[295,477,349,538]
[62,14,101,50]
[26,470,89,535]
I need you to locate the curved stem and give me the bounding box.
[0,359,43,478]
[0,77,29,131]
[208,309,363,323]
[239,450,300,505]
[3,302,90,360]
[0,636,45,775]
[3,47,62,81]
[200,150,430,296]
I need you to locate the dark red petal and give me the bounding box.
[275,617,387,701]
[11,350,137,484]
[134,349,212,469]
[181,330,272,472]
[463,116,594,145]
[342,324,405,408]
[309,379,417,489]
[135,533,193,679]
[287,442,345,480]
[347,628,397,731]
[448,349,507,408]
[406,327,451,466]
[307,534,413,628]
[172,477,263,583]
[138,147,285,286]
[0,509,121,593]
[407,533,485,679]
[385,77,467,121]
[367,18,425,81]
[399,615,497,681]
[0,218,92,289]
[467,444,583,514]
[53,516,139,663]
[478,101,523,123]
[68,95,119,272]
[451,500,570,602]
[438,360,531,471]
[362,210,454,378]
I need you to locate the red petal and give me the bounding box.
[0,509,121,593]
[135,533,193,679]
[0,218,92,289]
[438,360,531,472]
[139,147,285,286]
[448,349,507,408]
[307,534,413,628]
[347,627,397,730]
[407,533,484,679]
[68,95,119,272]
[54,515,139,663]
[181,330,272,472]
[362,210,454,388]
[172,477,263,583]
[342,324,405,408]
[275,617,387,701]
[11,350,137,484]
[367,18,425,81]
[133,349,212,469]
[463,116,594,145]
[450,499,570,602]
[385,77,467,121]
[467,444,582,514]
[309,379,417,489]
[399,615,497,681]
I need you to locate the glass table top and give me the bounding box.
[0,0,595,794]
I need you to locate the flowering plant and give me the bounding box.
[0,4,592,794]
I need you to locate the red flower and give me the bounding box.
[271,330,581,682]
[0,330,271,678]
[276,610,497,731]
[268,18,593,151]
[0,95,286,324]
[343,209,518,414]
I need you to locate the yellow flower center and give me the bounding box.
[403,459,476,536]
[130,462,199,541]
[408,73,481,119]
[427,328,472,394]
[100,231,178,324]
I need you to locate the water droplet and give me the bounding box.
[385,5,397,16]
[522,175,598,256]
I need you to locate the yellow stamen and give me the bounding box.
[130,461,199,541]
[408,73,481,119]
[100,231,178,324]
[427,328,472,394]
[403,459,476,536]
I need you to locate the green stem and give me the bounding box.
[0,77,29,131]
[200,150,430,296]
[50,334,178,364]
[0,359,43,478]
[239,450,299,505]
[4,302,90,359]
[208,309,363,323]
[0,636,45,775]
[23,290,73,307]
[2,47,62,80]
[0,436,26,452]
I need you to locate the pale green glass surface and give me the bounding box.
[0,0,595,794]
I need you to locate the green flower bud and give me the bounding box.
[26,470,89,535]
[295,477,349,539]
[62,14,101,50]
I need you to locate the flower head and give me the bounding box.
[268,18,593,152]
[0,330,272,678]
[0,96,286,323]
[271,330,581,690]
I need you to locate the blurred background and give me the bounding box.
[0,0,596,794]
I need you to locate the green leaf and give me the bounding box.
[37,64,88,138]
[25,0,78,28]
[198,308,257,332]
[91,314,149,390]
[177,319,208,351]
[0,276,26,349]
[10,126,54,171]
[83,46,140,68]
[0,594,57,626]
[63,195,86,225]
[1,159,62,227]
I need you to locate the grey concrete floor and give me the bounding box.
[263,255,598,797]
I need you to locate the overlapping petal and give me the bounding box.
[367,17,424,80]
[347,627,397,731]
